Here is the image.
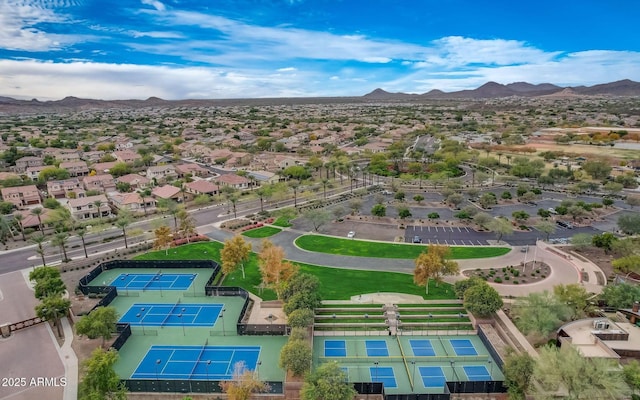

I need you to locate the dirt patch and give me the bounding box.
[567,246,617,282]
[463,262,551,285]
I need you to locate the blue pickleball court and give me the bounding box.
[132,345,261,380]
[110,273,197,291]
[119,303,223,327]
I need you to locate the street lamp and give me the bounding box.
[488,359,493,378]
[136,313,145,335]
[411,361,417,393]
[364,313,369,336]
[155,359,162,389]
[373,361,378,382]
[178,313,185,336]
[220,308,226,336]
[205,360,211,392]
[255,361,262,379]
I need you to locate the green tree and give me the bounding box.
[75,306,119,347]
[512,291,571,340]
[512,210,530,223]
[177,208,196,241]
[279,339,312,377]
[413,194,424,204]
[535,220,556,241]
[533,344,629,400]
[623,360,640,397]
[592,232,617,253]
[108,162,131,177]
[397,206,412,219]
[0,201,15,215]
[35,295,71,338]
[571,233,594,250]
[371,203,386,218]
[478,192,497,209]
[453,276,485,299]
[612,255,640,274]
[76,227,89,258]
[301,362,356,400]
[282,273,322,315]
[287,308,315,328]
[487,218,512,243]
[463,282,503,317]
[553,283,589,321]
[303,209,332,232]
[600,283,640,309]
[78,348,127,400]
[618,213,640,235]
[503,351,535,400]
[220,235,252,279]
[626,195,640,209]
[581,159,612,180]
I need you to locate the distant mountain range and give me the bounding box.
[363,79,640,100]
[1,79,639,113]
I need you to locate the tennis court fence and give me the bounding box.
[317,355,490,364]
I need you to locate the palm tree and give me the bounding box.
[289,180,300,207]
[52,232,69,263]
[13,212,26,241]
[30,207,44,233]
[93,199,104,222]
[321,178,329,200]
[115,216,131,249]
[75,227,89,258]
[31,234,47,267]
[35,295,71,338]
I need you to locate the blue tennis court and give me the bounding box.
[463,366,491,381]
[365,340,389,357]
[370,366,397,388]
[132,345,261,380]
[449,339,478,356]
[409,339,436,356]
[110,273,197,291]
[419,366,446,388]
[324,340,347,357]
[119,303,223,327]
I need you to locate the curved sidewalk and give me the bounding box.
[201,227,605,297]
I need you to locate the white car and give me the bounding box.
[347,231,355,238]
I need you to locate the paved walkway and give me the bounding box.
[200,226,606,297]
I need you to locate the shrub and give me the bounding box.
[513,280,519,284]
[504,276,510,281]
[494,277,503,283]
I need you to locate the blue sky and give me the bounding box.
[1,0,639,100]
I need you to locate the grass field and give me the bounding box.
[241,226,282,238]
[271,217,292,227]
[295,235,511,259]
[134,242,456,301]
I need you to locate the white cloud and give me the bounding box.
[0,0,74,51]
[141,0,166,12]
[277,67,297,72]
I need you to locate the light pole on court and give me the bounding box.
[221,308,226,336]
[178,313,185,336]
[374,361,379,383]
[155,359,161,390]
[137,313,145,335]
[411,361,416,393]
[364,314,369,336]
[206,360,211,392]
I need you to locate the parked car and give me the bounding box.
[347,231,355,238]
[413,236,422,243]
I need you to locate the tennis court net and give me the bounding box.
[189,339,209,379]
[142,270,162,291]
[160,298,181,327]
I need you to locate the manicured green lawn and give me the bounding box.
[271,217,292,228]
[134,242,456,301]
[242,226,282,238]
[295,235,510,259]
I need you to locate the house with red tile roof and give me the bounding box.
[60,161,90,177]
[83,174,117,194]
[46,178,84,199]
[67,194,112,221]
[115,173,151,190]
[1,185,41,208]
[215,173,251,190]
[151,184,182,201]
[108,192,156,215]
[184,180,219,196]
[175,163,210,178]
